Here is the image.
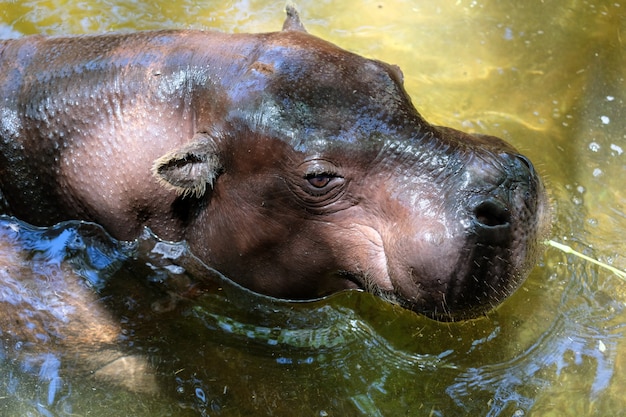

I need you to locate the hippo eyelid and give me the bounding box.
[300,158,341,176]
[289,159,346,203]
[300,158,344,188]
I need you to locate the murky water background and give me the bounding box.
[0,0,624,416]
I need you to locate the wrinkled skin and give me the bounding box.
[0,8,550,321]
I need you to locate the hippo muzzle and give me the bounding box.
[378,128,548,320]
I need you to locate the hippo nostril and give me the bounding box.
[516,154,531,169]
[501,152,536,176]
[474,199,510,228]
[515,154,535,175]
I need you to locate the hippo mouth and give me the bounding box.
[338,271,366,292]
[333,231,531,322]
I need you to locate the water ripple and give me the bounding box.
[447,261,626,415]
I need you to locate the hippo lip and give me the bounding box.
[338,271,365,291]
[310,271,364,298]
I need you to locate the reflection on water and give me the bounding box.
[0,217,622,415]
[0,216,456,416]
[0,214,622,416]
[449,265,625,414]
[1,0,625,416]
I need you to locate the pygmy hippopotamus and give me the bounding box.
[0,7,550,321]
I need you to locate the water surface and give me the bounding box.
[0,1,624,416]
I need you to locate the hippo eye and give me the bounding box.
[293,160,346,208]
[306,173,333,188]
[303,172,343,197]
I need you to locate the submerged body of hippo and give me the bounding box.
[0,8,549,321]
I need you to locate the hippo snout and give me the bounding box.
[390,144,548,321]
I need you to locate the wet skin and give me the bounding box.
[0,8,550,321]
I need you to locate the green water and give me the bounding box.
[0,0,625,416]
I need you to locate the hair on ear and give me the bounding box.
[152,135,222,198]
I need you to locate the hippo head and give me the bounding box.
[152,9,550,321]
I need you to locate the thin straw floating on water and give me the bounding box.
[546,239,626,280]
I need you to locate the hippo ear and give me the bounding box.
[282,4,308,32]
[151,134,222,198]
